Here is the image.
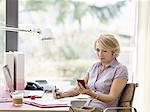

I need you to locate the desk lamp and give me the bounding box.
[0,26,54,40]
[0,25,54,91]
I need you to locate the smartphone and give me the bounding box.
[77,79,86,88]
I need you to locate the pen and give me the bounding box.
[54,86,57,92]
[54,86,60,97]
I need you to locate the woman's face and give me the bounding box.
[96,44,114,65]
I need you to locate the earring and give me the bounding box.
[112,54,115,58]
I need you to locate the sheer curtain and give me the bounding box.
[135,0,150,112]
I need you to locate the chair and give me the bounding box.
[103,83,138,112]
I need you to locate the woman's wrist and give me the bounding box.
[94,93,99,99]
[88,91,99,100]
[87,90,94,97]
[60,92,67,98]
[61,91,73,98]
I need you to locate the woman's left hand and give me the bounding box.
[77,83,93,95]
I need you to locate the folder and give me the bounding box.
[24,101,70,108]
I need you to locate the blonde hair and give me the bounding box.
[94,33,120,58]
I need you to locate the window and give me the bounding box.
[18,0,136,86]
[0,0,5,85]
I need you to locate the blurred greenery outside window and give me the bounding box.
[19,0,136,85]
[0,0,5,85]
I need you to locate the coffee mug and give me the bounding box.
[11,92,23,106]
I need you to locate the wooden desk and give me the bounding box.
[0,88,87,112]
[0,89,69,112]
[0,102,69,112]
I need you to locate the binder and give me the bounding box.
[14,52,24,90]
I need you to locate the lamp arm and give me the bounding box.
[0,26,32,33]
[0,26,54,40]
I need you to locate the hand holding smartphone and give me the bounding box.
[77,79,86,88]
[54,86,60,97]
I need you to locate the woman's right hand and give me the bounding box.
[52,90,63,99]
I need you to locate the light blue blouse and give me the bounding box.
[84,59,128,110]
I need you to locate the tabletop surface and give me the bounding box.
[0,88,88,112]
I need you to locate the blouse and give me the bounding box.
[84,59,128,109]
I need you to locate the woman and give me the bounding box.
[53,33,128,110]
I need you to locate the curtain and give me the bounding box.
[135,0,150,112]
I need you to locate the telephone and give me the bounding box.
[25,82,44,91]
[25,80,55,92]
[35,80,55,92]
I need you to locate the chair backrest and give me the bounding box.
[118,83,138,112]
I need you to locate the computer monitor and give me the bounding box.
[3,64,14,92]
[4,52,25,90]
[3,64,44,98]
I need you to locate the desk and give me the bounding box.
[0,92,69,112]
[0,89,87,112]
[0,102,69,112]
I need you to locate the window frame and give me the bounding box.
[5,0,18,52]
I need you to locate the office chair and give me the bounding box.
[103,83,138,112]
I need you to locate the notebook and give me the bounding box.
[3,65,44,98]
